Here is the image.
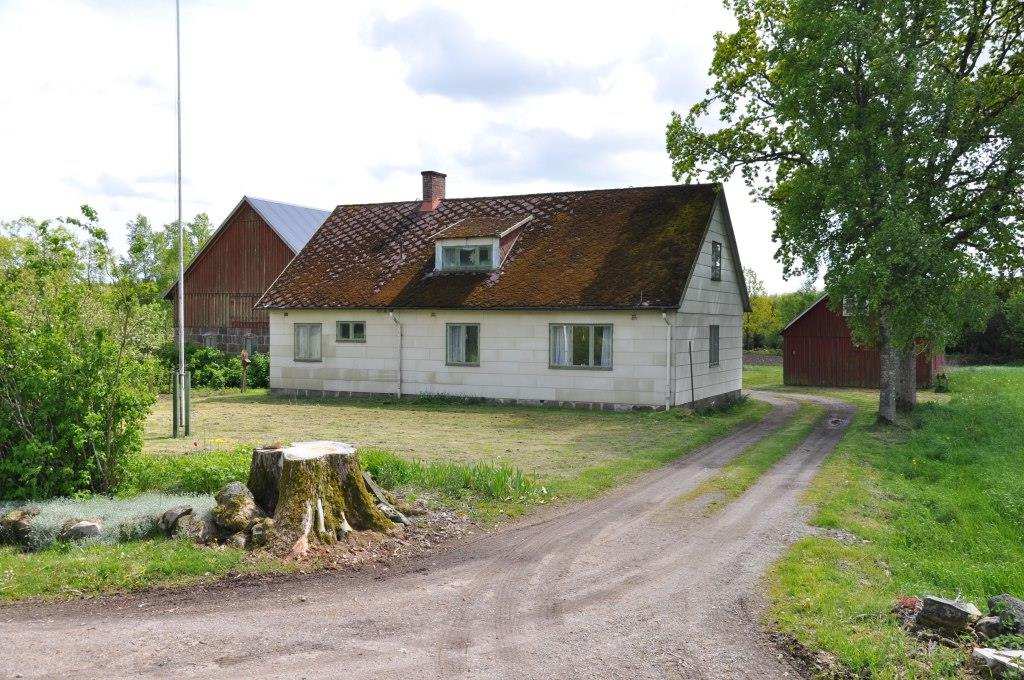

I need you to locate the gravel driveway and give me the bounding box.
[0,392,853,680]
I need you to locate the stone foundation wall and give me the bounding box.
[185,327,269,355]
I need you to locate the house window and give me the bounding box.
[336,320,366,343]
[711,241,723,281]
[294,323,322,362]
[441,244,493,271]
[446,323,480,366]
[549,324,613,369]
[709,325,720,367]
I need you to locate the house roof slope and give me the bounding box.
[245,197,332,253]
[258,183,724,311]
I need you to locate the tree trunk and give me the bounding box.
[256,441,395,557]
[896,342,918,413]
[248,445,284,515]
[877,315,899,425]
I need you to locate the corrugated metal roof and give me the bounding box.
[245,196,331,253]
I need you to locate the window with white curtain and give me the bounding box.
[294,323,322,362]
[549,324,613,369]
[441,245,493,271]
[446,323,480,366]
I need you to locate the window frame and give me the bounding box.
[709,324,720,368]
[440,244,495,271]
[711,241,723,281]
[293,323,323,362]
[548,323,614,371]
[335,320,366,343]
[445,322,481,367]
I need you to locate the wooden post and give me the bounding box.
[240,349,250,393]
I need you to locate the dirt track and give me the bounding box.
[0,392,853,680]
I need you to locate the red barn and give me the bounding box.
[164,196,330,353]
[781,295,943,388]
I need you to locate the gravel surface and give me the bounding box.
[0,392,853,680]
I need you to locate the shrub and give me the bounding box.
[117,447,251,496]
[157,342,269,390]
[933,372,950,393]
[0,214,160,499]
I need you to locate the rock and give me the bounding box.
[250,517,273,547]
[0,507,39,545]
[159,505,193,535]
[977,616,1004,639]
[173,510,219,544]
[973,648,1024,677]
[58,519,102,542]
[225,532,249,549]
[915,596,982,632]
[989,594,1024,633]
[212,482,264,533]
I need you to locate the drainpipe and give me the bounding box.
[661,313,673,411]
[388,311,402,399]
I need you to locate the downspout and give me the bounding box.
[661,313,673,411]
[388,311,402,399]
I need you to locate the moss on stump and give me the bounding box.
[260,441,394,556]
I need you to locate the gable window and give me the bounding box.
[294,323,322,362]
[336,320,366,343]
[709,325,720,367]
[549,324,613,369]
[446,323,480,366]
[441,244,493,271]
[711,241,723,281]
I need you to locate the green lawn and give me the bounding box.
[143,390,770,503]
[0,539,291,602]
[763,366,1024,678]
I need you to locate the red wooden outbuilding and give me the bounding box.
[163,196,329,353]
[781,295,944,388]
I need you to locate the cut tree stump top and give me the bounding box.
[280,441,356,461]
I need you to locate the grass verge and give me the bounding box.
[765,367,1024,678]
[0,539,291,602]
[678,402,825,514]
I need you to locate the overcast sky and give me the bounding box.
[0,0,807,293]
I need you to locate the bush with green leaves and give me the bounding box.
[0,210,161,499]
[157,342,269,389]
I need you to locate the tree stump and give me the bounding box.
[254,441,395,557]
[248,445,284,515]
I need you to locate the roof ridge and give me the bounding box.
[331,182,719,211]
[245,195,332,214]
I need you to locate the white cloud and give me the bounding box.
[0,0,800,292]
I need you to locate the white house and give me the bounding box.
[257,171,750,410]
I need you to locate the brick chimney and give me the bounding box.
[419,170,446,212]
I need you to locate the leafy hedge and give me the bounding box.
[157,343,269,390]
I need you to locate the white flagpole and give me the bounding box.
[175,0,186,432]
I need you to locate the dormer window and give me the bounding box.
[442,244,494,271]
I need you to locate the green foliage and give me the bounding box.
[359,448,544,503]
[768,367,1024,677]
[0,210,161,499]
[117,447,252,496]
[933,372,950,393]
[124,213,212,298]
[0,539,288,601]
[156,342,269,389]
[744,287,822,349]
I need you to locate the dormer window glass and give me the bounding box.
[441,244,493,271]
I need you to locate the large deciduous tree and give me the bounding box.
[667,0,1024,422]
